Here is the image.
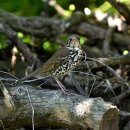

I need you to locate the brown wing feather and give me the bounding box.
[21,47,69,80]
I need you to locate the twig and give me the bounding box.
[86,57,130,90]
[111,89,130,104]
[120,111,130,117]
[25,85,35,130]
[0,71,18,79]
[69,73,86,96]
[48,0,68,16]
[0,120,5,130]
[21,76,50,83]
[104,79,119,103]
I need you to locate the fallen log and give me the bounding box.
[0,83,119,130]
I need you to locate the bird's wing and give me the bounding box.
[41,47,69,73]
[21,47,69,80]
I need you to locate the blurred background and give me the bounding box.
[0,0,122,16]
[0,0,130,76]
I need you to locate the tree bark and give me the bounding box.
[0,84,119,130]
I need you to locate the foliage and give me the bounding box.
[0,35,8,49]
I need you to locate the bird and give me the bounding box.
[18,34,84,94]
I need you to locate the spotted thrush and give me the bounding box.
[20,34,84,93]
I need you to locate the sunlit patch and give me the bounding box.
[95,10,107,21]
[75,100,91,116]
[123,50,129,55]
[84,7,91,15]
[11,46,18,67]
[107,16,124,31]
[23,35,32,44]
[80,36,86,45]
[64,11,71,17]
[69,4,75,11]
[17,32,23,38]
[43,41,51,50]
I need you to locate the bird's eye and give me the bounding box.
[69,38,72,42]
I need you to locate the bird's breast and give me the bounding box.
[69,48,83,62]
[52,48,83,77]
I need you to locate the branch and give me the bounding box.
[79,54,130,70]
[0,84,119,130]
[0,22,41,66]
[77,22,130,46]
[0,8,130,47]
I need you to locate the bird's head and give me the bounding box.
[66,34,81,49]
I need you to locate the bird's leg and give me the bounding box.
[55,78,67,94]
[69,73,86,96]
[55,78,75,95]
